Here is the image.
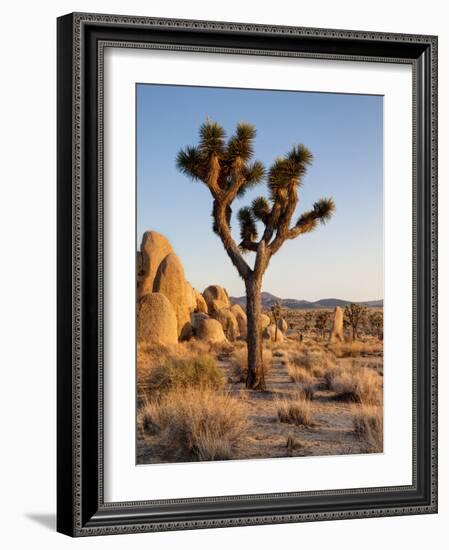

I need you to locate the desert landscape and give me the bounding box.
[135,101,383,465]
[136,230,383,464]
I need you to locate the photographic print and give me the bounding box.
[136,83,384,465]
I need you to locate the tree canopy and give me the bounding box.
[176,120,335,267]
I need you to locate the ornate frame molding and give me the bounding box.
[57,12,438,537]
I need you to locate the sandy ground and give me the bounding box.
[137,344,383,464]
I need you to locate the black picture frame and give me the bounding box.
[57,12,438,537]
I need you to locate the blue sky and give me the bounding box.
[137,84,383,302]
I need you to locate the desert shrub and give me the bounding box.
[286,362,316,398]
[287,363,313,384]
[137,342,171,378]
[291,349,335,378]
[138,399,166,436]
[210,340,235,357]
[353,404,383,452]
[161,338,243,363]
[323,364,345,388]
[277,393,312,426]
[137,340,216,380]
[178,339,211,357]
[325,365,381,405]
[139,388,248,460]
[231,348,249,382]
[297,381,315,400]
[147,355,225,394]
[231,348,272,383]
[329,340,383,359]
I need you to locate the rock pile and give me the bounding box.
[136,231,290,347]
[136,232,246,345]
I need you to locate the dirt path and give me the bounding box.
[218,349,366,460]
[137,339,382,464]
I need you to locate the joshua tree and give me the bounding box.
[177,120,335,389]
[344,303,367,341]
[303,311,313,334]
[271,301,282,342]
[315,311,331,340]
[369,310,383,340]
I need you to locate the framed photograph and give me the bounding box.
[57,12,438,536]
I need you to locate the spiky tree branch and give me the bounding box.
[233,143,335,258]
[176,121,266,279]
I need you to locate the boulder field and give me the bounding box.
[136,231,290,346]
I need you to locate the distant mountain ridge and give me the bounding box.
[230,292,383,310]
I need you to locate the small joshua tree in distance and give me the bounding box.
[303,311,312,334]
[271,301,282,342]
[315,310,331,340]
[177,120,335,389]
[369,310,383,340]
[344,303,367,341]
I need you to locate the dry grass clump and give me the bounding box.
[210,340,235,358]
[323,364,344,388]
[146,355,225,394]
[276,393,313,426]
[178,339,212,357]
[137,342,172,378]
[353,404,383,452]
[139,398,166,436]
[291,349,335,378]
[230,347,248,382]
[263,338,294,353]
[287,363,313,384]
[137,340,217,379]
[329,340,382,358]
[287,362,316,399]
[138,388,248,460]
[297,381,315,400]
[231,347,273,383]
[325,364,381,405]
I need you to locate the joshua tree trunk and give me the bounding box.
[245,275,265,390]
